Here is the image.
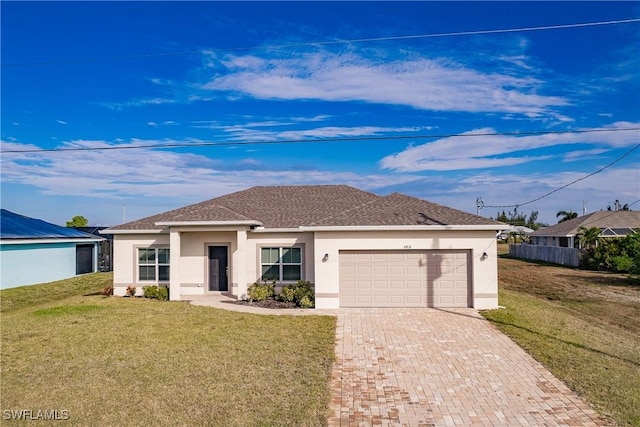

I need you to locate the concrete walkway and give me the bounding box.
[188,296,608,426]
[328,308,608,427]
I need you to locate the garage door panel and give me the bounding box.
[340,250,470,308]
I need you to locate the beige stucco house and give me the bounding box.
[104,185,507,309]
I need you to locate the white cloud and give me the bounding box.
[0,139,418,200]
[380,122,640,172]
[202,52,567,116]
[56,120,67,125]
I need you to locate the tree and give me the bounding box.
[556,210,578,223]
[66,215,88,227]
[577,226,601,250]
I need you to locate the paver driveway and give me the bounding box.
[328,308,608,427]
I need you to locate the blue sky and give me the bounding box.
[1,1,639,226]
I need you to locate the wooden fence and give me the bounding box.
[509,244,580,267]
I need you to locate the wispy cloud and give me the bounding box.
[379,121,639,172]
[56,120,67,125]
[201,51,567,116]
[0,139,418,199]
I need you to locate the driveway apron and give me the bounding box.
[328,308,608,426]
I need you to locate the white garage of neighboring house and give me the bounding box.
[104,185,507,309]
[0,209,103,290]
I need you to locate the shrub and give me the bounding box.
[277,286,296,303]
[248,281,274,302]
[143,286,169,301]
[101,286,113,296]
[298,295,314,308]
[293,280,314,307]
[125,285,137,297]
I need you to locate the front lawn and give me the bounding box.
[0,274,336,426]
[482,257,640,426]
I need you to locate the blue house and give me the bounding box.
[0,209,104,289]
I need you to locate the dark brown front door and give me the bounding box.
[208,246,228,291]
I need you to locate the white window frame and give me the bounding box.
[260,246,302,282]
[137,247,170,283]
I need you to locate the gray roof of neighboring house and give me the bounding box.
[108,185,502,231]
[0,209,101,240]
[530,211,640,237]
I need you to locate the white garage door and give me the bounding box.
[339,250,470,308]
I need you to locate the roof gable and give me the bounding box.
[108,185,501,231]
[0,209,99,240]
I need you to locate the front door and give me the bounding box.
[208,246,228,291]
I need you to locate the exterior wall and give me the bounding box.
[112,234,169,296]
[1,242,80,289]
[313,230,499,309]
[179,231,237,296]
[245,231,315,286]
[113,228,499,309]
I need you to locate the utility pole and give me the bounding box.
[122,205,126,223]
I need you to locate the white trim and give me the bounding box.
[0,238,103,245]
[103,229,166,235]
[155,220,262,227]
[250,224,508,233]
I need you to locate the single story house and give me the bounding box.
[530,211,640,248]
[0,209,104,289]
[497,225,534,241]
[104,185,507,309]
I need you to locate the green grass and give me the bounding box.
[482,261,640,426]
[1,274,336,426]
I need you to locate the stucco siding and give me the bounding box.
[313,230,498,309]
[112,234,169,295]
[1,242,78,289]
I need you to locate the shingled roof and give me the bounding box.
[108,185,502,231]
[531,211,640,237]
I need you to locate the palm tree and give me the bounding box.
[577,226,601,250]
[556,210,578,223]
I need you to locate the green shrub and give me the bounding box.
[277,286,296,303]
[293,280,314,306]
[298,295,314,309]
[248,282,274,302]
[125,285,137,297]
[612,255,634,273]
[143,286,169,301]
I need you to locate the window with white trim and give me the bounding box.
[261,247,302,282]
[138,248,170,282]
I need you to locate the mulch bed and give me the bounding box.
[223,299,299,309]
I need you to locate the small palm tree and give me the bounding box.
[556,210,578,223]
[577,226,601,250]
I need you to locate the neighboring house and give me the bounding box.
[0,209,104,289]
[498,225,534,241]
[73,226,114,272]
[530,211,640,248]
[104,185,507,309]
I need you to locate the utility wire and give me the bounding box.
[2,18,639,67]
[1,127,638,154]
[478,143,640,210]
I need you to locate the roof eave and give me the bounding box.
[252,224,508,232]
[103,229,166,235]
[0,237,104,245]
[154,220,263,227]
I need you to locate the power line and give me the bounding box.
[1,127,638,154]
[2,18,639,67]
[478,143,640,210]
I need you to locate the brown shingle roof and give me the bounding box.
[530,211,640,237]
[108,185,501,231]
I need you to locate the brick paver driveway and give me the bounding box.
[328,308,608,426]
